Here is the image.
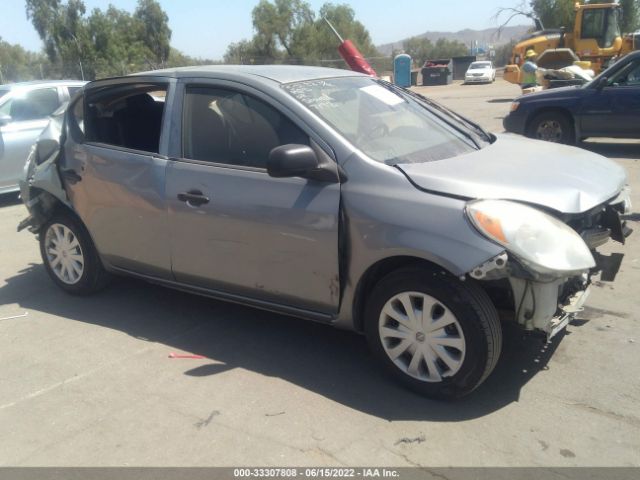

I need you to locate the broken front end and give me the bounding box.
[466,196,632,340]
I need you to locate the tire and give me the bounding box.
[40,213,110,295]
[364,268,502,400]
[527,111,574,145]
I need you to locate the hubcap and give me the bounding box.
[378,292,466,383]
[536,120,563,142]
[44,223,84,285]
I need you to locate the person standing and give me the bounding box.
[521,50,539,89]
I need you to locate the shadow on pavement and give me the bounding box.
[579,141,640,160]
[2,264,563,422]
[486,98,515,104]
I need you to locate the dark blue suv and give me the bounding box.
[504,51,640,144]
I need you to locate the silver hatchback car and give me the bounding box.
[19,66,632,399]
[0,80,86,194]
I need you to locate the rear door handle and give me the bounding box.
[177,190,210,207]
[61,169,82,184]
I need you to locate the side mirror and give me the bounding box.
[595,76,609,90]
[267,144,320,179]
[0,114,12,127]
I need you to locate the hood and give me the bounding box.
[397,134,627,214]
[467,68,491,74]
[518,85,584,101]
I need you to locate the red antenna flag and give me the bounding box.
[324,18,378,77]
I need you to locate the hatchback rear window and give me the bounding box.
[84,83,167,154]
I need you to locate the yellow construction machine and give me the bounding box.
[504,2,640,85]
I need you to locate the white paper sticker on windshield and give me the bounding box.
[360,85,404,106]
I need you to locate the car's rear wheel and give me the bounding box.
[364,268,502,400]
[40,213,110,295]
[527,112,574,144]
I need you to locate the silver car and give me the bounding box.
[19,66,632,399]
[0,80,86,194]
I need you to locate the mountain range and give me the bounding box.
[376,25,530,55]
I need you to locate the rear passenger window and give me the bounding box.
[84,84,167,154]
[183,87,308,168]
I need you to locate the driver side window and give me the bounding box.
[183,87,309,168]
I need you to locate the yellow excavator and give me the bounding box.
[504,2,640,85]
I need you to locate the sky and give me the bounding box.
[1,0,522,60]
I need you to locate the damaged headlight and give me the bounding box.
[466,200,595,275]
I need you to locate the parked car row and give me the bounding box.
[16,63,631,399]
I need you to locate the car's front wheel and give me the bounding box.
[364,268,502,400]
[527,112,574,144]
[40,213,110,295]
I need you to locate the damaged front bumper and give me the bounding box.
[469,194,631,341]
[509,275,591,340]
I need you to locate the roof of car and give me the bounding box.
[132,65,367,84]
[0,80,87,90]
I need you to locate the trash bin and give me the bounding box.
[394,54,412,88]
[421,59,453,86]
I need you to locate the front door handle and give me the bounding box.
[61,169,82,184]
[177,190,210,207]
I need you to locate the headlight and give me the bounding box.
[510,101,520,112]
[466,200,595,275]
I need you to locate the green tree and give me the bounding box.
[311,3,378,58]
[619,0,640,33]
[402,37,468,67]
[224,1,379,65]
[25,0,175,79]
[252,0,314,57]
[134,0,172,66]
[403,37,433,67]
[223,39,263,64]
[26,0,91,79]
[493,40,517,67]
[530,0,576,29]
[0,36,53,82]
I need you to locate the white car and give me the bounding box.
[464,61,496,84]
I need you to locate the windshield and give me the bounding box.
[284,77,484,165]
[0,88,9,101]
[470,62,491,69]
